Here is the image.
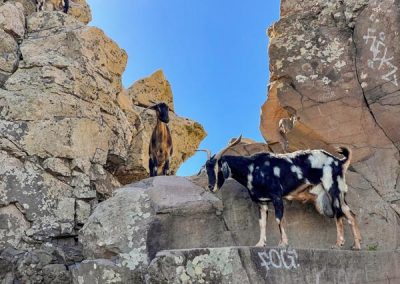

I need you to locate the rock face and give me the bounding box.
[261,0,400,249]
[115,72,206,184]
[147,247,400,284]
[0,1,205,279]
[79,176,228,271]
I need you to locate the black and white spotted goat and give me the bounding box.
[198,136,362,250]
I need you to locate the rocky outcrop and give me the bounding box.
[261,0,400,249]
[115,71,206,184]
[147,247,400,284]
[0,0,205,274]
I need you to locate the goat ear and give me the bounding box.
[221,162,230,179]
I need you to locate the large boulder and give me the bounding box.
[260,0,400,248]
[0,1,205,257]
[79,176,227,271]
[126,69,175,111]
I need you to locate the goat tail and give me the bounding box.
[338,146,352,172]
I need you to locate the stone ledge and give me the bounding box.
[147,246,400,284]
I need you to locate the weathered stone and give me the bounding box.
[0,204,30,248]
[68,0,92,25]
[5,0,36,16]
[75,200,90,226]
[79,176,226,270]
[0,29,19,86]
[0,152,75,240]
[0,2,25,39]
[148,247,400,284]
[42,264,71,284]
[43,157,71,177]
[70,259,141,284]
[126,69,175,111]
[114,104,206,184]
[261,0,400,249]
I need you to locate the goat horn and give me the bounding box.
[216,134,242,159]
[196,149,212,160]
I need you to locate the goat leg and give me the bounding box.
[149,158,157,177]
[332,216,345,249]
[272,198,288,247]
[63,0,69,13]
[162,159,170,176]
[255,204,268,247]
[342,205,362,250]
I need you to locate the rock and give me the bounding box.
[114,99,206,185]
[43,157,71,177]
[147,248,249,284]
[0,204,30,248]
[75,200,90,226]
[42,264,71,284]
[3,0,36,16]
[126,70,175,111]
[0,152,75,241]
[79,176,227,270]
[68,0,92,25]
[70,259,141,284]
[0,0,205,270]
[0,2,25,39]
[261,0,400,248]
[148,247,400,284]
[0,30,19,86]
[0,247,72,284]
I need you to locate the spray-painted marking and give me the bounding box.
[258,248,299,276]
[363,28,398,87]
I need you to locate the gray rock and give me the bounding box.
[0,29,19,86]
[0,2,25,39]
[79,176,227,271]
[70,259,141,284]
[147,247,400,284]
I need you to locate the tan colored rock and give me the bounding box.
[0,2,25,38]
[68,0,92,24]
[0,204,30,248]
[0,29,19,86]
[113,105,206,184]
[0,0,205,258]
[261,0,400,248]
[126,70,175,111]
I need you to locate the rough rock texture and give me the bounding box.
[0,246,73,283]
[70,259,141,284]
[147,247,400,284]
[127,69,175,111]
[115,74,206,184]
[261,0,400,249]
[79,176,227,271]
[0,0,205,270]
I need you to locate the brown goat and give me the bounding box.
[148,103,173,176]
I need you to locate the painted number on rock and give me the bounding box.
[258,248,299,276]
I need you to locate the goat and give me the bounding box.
[146,102,173,177]
[199,136,361,249]
[278,115,298,153]
[36,0,69,13]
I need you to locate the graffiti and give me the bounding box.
[363,28,398,86]
[258,248,299,276]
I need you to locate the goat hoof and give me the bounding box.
[330,245,342,250]
[278,242,289,248]
[351,245,361,251]
[255,242,266,247]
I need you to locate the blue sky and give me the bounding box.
[87,0,281,176]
